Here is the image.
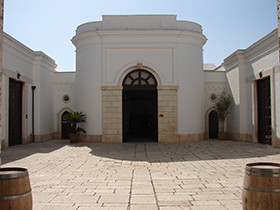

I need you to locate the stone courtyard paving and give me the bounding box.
[1,140,280,210]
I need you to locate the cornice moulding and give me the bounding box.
[3,32,35,57]
[72,30,207,47]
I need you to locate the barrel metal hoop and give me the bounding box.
[0,167,29,179]
[246,162,280,173]
[245,170,280,177]
[243,184,280,193]
[0,190,32,200]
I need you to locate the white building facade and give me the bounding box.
[1,32,57,148]
[1,15,279,149]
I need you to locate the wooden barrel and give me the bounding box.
[242,162,280,210]
[0,167,32,210]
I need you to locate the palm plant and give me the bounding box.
[62,111,87,134]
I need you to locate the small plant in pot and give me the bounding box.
[214,90,232,140]
[62,111,86,143]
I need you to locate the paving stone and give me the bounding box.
[192,193,239,201]
[98,194,129,204]
[130,204,158,210]
[50,194,99,206]
[40,204,77,210]
[31,192,57,203]
[190,205,227,210]
[160,206,192,210]
[157,194,193,205]
[76,204,128,210]
[132,187,154,195]
[1,139,280,209]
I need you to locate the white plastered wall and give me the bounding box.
[276,68,280,144]
[203,71,226,138]
[177,42,204,135]
[72,15,207,141]
[223,29,279,145]
[53,72,76,137]
[1,32,57,146]
[2,33,34,147]
[33,53,57,140]
[75,42,103,135]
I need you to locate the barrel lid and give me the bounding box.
[0,167,29,179]
[246,162,280,173]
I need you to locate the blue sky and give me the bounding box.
[4,0,277,71]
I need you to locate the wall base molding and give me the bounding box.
[178,133,204,142]
[34,133,54,143]
[1,139,7,150]
[275,137,280,148]
[227,132,252,142]
[80,134,102,143]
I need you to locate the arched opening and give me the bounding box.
[122,69,158,142]
[61,111,71,139]
[209,110,218,139]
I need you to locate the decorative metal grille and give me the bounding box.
[123,70,157,89]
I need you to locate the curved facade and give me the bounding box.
[72,15,207,142]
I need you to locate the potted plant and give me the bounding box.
[214,90,232,140]
[62,111,87,143]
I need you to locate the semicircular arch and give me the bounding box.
[57,107,73,139]
[117,63,162,86]
[205,106,217,139]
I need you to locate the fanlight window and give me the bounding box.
[123,70,157,89]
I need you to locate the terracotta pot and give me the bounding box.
[218,132,228,140]
[68,133,79,143]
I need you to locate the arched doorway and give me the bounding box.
[209,110,218,139]
[61,111,71,139]
[122,69,158,142]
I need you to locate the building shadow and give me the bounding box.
[0,140,68,165]
[1,139,280,165]
[87,140,280,163]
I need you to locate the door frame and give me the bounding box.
[122,89,158,142]
[122,69,158,142]
[57,107,73,139]
[205,107,217,139]
[3,72,31,148]
[61,111,71,139]
[257,77,271,144]
[251,67,277,147]
[8,78,23,146]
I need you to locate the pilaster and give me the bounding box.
[157,86,178,142]
[102,86,123,143]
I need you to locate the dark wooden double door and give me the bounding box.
[257,77,271,145]
[123,90,158,142]
[9,79,23,146]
